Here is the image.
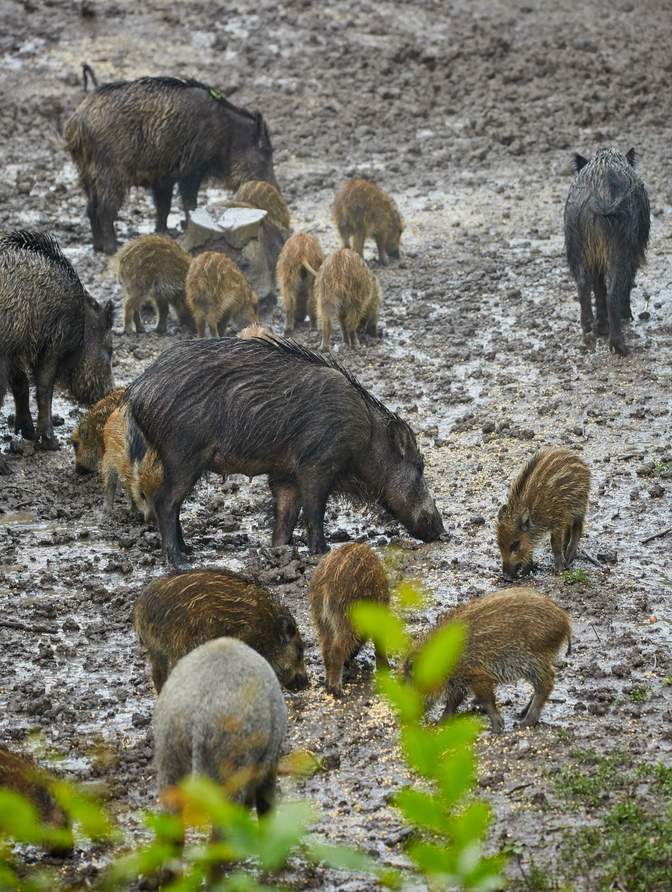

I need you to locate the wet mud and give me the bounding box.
[1,0,672,887]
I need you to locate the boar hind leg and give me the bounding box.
[86,194,106,254]
[301,481,329,554]
[352,232,366,258]
[270,478,301,546]
[593,276,609,336]
[470,672,504,733]
[375,235,388,265]
[576,271,594,336]
[564,516,585,566]
[255,778,276,817]
[324,640,349,697]
[607,282,628,356]
[519,675,554,728]
[178,176,201,228]
[155,298,170,335]
[152,180,174,233]
[550,528,568,574]
[149,652,170,694]
[154,483,193,569]
[439,684,466,723]
[34,360,59,450]
[9,367,35,440]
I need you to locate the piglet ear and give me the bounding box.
[626,147,637,168]
[104,299,114,331]
[497,503,507,521]
[275,613,296,646]
[571,153,589,174]
[519,508,532,531]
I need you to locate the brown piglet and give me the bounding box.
[406,588,571,733]
[309,543,390,697]
[185,251,259,338]
[333,179,403,264]
[315,247,382,352]
[276,232,325,336]
[497,446,591,579]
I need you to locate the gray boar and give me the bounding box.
[564,147,650,356]
[66,76,279,254]
[0,230,114,473]
[124,337,444,566]
[134,568,308,693]
[405,589,572,733]
[153,637,287,815]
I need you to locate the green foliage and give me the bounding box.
[562,568,593,586]
[628,685,650,703]
[1,585,504,891]
[638,459,672,478]
[551,749,628,809]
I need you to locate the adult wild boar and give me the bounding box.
[66,76,279,254]
[0,230,114,473]
[124,337,444,566]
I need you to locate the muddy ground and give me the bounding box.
[1,0,672,888]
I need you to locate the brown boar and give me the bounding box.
[185,251,259,338]
[276,232,325,336]
[0,746,71,854]
[238,324,275,341]
[333,179,403,264]
[115,234,194,335]
[315,247,383,352]
[134,568,308,693]
[0,230,114,469]
[102,405,163,522]
[66,76,278,254]
[234,180,291,232]
[309,543,389,697]
[406,589,572,733]
[71,387,125,474]
[497,447,591,579]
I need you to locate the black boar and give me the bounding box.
[0,230,114,472]
[153,637,287,815]
[564,147,650,356]
[66,76,279,254]
[124,337,444,566]
[134,567,308,693]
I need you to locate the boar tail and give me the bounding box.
[303,261,319,278]
[565,634,572,657]
[126,410,147,465]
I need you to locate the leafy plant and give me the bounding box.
[562,568,593,585]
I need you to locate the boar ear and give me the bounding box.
[626,147,637,168]
[104,299,114,331]
[255,111,270,147]
[519,509,532,531]
[571,153,589,173]
[388,419,415,459]
[497,503,507,521]
[275,613,297,645]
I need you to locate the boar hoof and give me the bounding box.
[611,339,629,357]
[0,458,12,476]
[38,434,60,451]
[326,685,344,699]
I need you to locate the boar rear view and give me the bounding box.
[124,337,444,566]
[66,76,279,254]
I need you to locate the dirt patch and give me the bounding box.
[1,0,672,888]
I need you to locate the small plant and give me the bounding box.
[628,685,650,704]
[637,459,672,478]
[662,676,672,687]
[563,568,593,585]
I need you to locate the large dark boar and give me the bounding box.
[66,76,279,255]
[564,147,650,356]
[124,337,444,566]
[134,568,308,693]
[0,231,114,472]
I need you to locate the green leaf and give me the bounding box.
[307,840,378,873]
[0,790,41,841]
[450,802,492,847]
[349,603,408,654]
[52,782,111,840]
[407,839,458,875]
[394,789,449,834]
[393,578,431,610]
[375,672,424,723]
[256,801,313,870]
[413,621,465,691]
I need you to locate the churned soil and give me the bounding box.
[1,0,671,888]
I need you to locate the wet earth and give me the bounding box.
[1,0,672,888]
